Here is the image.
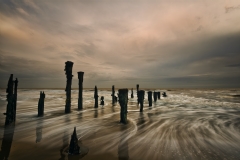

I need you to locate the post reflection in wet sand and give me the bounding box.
[36,120,43,143]
[0,124,15,160]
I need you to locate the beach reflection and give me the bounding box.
[0,124,15,159]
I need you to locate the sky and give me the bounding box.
[0,0,240,89]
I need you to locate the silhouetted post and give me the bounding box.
[131,88,134,98]
[148,91,152,107]
[68,127,80,155]
[64,61,74,113]
[13,78,18,121]
[115,96,118,103]
[157,92,161,99]
[162,92,167,97]
[118,89,128,124]
[94,86,98,108]
[78,72,84,110]
[136,84,139,104]
[4,74,14,125]
[139,90,145,112]
[100,96,104,106]
[111,85,115,104]
[0,124,15,159]
[38,91,45,117]
[153,91,157,102]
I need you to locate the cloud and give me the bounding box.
[225,5,240,13]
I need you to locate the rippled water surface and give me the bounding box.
[0,89,240,160]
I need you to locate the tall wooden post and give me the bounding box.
[139,90,145,112]
[157,91,160,99]
[111,85,115,104]
[78,72,84,110]
[94,86,98,108]
[4,74,14,125]
[148,91,152,107]
[118,89,128,124]
[13,78,18,121]
[64,61,74,113]
[136,84,139,104]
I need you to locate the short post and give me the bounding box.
[100,96,104,106]
[162,92,167,97]
[157,91,160,99]
[111,85,115,104]
[131,88,134,98]
[64,61,74,113]
[139,90,145,112]
[153,91,157,102]
[94,86,98,108]
[148,91,152,107]
[68,127,80,155]
[13,78,18,121]
[118,89,128,124]
[4,74,14,125]
[38,91,45,117]
[78,72,84,110]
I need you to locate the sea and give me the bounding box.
[0,88,240,160]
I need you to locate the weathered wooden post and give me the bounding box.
[94,86,98,108]
[157,91,160,99]
[131,88,134,98]
[111,85,115,104]
[64,61,74,113]
[4,74,14,125]
[100,96,104,106]
[78,71,84,110]
[136,84,139,104]
[139,90,145,112]
[148,91,152,107]
[153,91,157,102]
[162,92,167,97]
[13,78,18,121]
[38,91,45,117]
[68,127,80,155]
[118,89,128,124]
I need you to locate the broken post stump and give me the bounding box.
[68,127,80,155]
[64,61,74,113]
[100,96,104,106]
[131,88,134,98]
[38,91,45,117]
[157,91,161,99]
[118,89,128,124]
[153,91,158,102]
[162,92,167,97]
[78,72,84,110]
[139,90,145,112]
[148,91,152,107]
[111,85,115,104]
[94,86,98,108]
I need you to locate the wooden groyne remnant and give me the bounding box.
[4,74,18,125]
[131,88,134,98]
[148,91,152,107]
[78,72,84,110]
[68,127,80,155]
[100,96,104,106]
[118,89,128,124]
[139,90,145,112]
[64,61,74,113]
[157,92,161,99]
[94,86,99,108]
[38,91,45,117]
[136,84,139,104]
[153,91,158,102]
[162,92,167,97]
[111,85,115,104]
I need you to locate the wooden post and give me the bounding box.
[38,91,45,117]
[139,90,145,112]
[4,74,14,125]
[153,91,157,102]
[68,127,80,155]
[136,84,139,104]
[94,86,98,108]
[64,61,74,113]
[148,91,152,107]
[111,85,115,104]
[118,89,128,124]
[78,72,84,110]
[131,88,134,98]
[157,91,160,99]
